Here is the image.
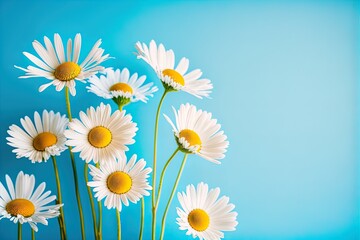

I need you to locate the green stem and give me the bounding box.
[160,154,188,240]
[85,163,98,240]
[51,156,67,240]
[96,163,103,240]
[118,105,123,111]
[65,87,85,240]
[139,198,144,240]
[98,201,102,240]
[65,87,73,121]
[152,90,168,240]
[31,229,35,240]
[69,150,85,240]
[116,210,121,240]
[18,223,22,240]
[155,148,180,210]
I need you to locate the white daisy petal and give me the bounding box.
[23,52,53,72]
[66,39,72,62]
[43,36,59,67]
[39,82,54,93]
[73,33,81,63]
[32,40,56,69]
[54,33,65,63]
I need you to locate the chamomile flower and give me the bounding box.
[64,103,137,164]
[87,155,152,211]
[177,182,238,240]
[87,68,158,107]
[15,33,111,96]
[0,171,62,232]
[135,40,212,98]
[164,103,229,164]
[7,110,68,163]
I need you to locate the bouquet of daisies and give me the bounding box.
[1,34,238,240]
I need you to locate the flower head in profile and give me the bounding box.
[87,68,158,108]
[65,103,138,164]
[135,40,212,98]
[15,33,111,96]
[177,182,238,240]
[7,110,68,163]
[88,155,152,211]
[164,103,229,164]
[0,171,63,232]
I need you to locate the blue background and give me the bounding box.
[0,0,359,239]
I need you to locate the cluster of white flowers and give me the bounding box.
[1,34,237,240]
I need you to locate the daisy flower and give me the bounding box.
[135,40,212,98]
[87,155,152,211]
[163,103,229,164]
[87,68,158,107]
[7,110,68,163]
[64,103,138,164]
[177,182,238,240]
[15,33,111,96]
[0,171,63,232]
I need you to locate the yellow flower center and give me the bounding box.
[162,69,185,86]
[88,126,112,148]
[106,171,132,194]
[109,83,133,94]
[179,129,202,149]
[6,199,35,218]
[188,209,210,232]
[54,62,81,81]
[33,132,57,151]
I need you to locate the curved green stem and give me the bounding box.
[31,229,35,240]
[85,163,98,240]
[116,210,121,240]
[96,163,103,240]
[160,154,188,240]
[65,87,85,240]
[51,156,67,240]
[18,223,22,240]
[155,148,180,210]
[139,198,144,240]
[152,90,168,240]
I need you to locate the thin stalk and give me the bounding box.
[139,198,144,240]
[96,163,102,240]
[65,87,73,121]
[155,148,180,210]
[118,105,123,111]
[51,156,67,240]
[116,210,121,240]
[98,201,102,240]
[152,90,168,240]
[18,223,22,240]
[85,163,98,240]
[160,154,188,240]
[65,87,85,240]
[31,229,35,240]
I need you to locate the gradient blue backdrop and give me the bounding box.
[0,0,359,239]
